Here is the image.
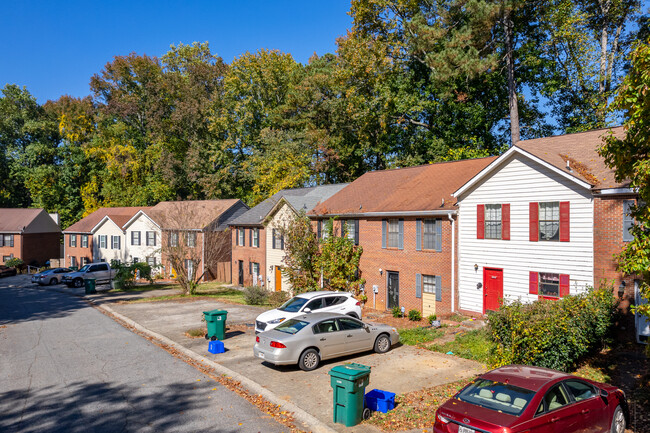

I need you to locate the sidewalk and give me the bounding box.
[18,276,485,433]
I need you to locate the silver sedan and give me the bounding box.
[253,312,400,371]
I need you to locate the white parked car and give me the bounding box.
[255,291,362,334]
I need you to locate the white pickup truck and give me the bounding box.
[61,262,117,288]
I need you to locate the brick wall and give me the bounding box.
[64,233,93,267]
[231,226,266,287]
[0,234,21,265]
[594,195,636,310]
[21,233,61,266]
[352,217,455,316]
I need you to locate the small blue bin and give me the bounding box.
[365,389,395,413]
[208,340,225,354]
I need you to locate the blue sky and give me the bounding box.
[1,1,352,103]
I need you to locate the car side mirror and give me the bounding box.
[600,389,609,404]
[303,308,312,313]
[364,325,370,332]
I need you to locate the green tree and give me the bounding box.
[599,39,650,317]
[317,219,365,294]
[280,210,320,293]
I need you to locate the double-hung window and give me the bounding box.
[251,228,259,248]
[184,259,195,279]
[423,275,436,294]
[387,219,399,248]
[477,204,510,240]
[131,231,141,246]
[1,234,14,247]
[529,272,570,298]
[237,228,245,246]
[147,257,157,267]
[530,201,569,242]
[186,232,196,247]
[344,220,359,245]
[623,200,635,242]
[111,236,121,249]
[146,231,156,246]
[272,229,284,250]
[382,219,403,249]
[81,235,88,248]
[423,220,436,249]
[169,232,179,247]
[70,234,77,247]
[99,235,107,249]
[415,273,441,300]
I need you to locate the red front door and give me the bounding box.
[483,268,503,313]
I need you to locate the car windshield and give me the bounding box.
[456,379,535,416]
[78,265,90,272]
[278,296,309,312]
[274,319,310,335]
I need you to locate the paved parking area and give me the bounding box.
[107,297,484,432]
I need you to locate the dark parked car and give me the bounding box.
[434,365,627,433]
[0,265,17,278]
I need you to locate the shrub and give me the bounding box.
[391,306,402,318]
[268,290,290,307]
[243,285,268,305]
[488,286,617,372]
[408,309,422,321]
[5,257,23,269]
[427,314,437,323]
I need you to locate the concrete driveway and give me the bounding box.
[106,296,485,432]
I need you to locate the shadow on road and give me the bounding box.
[0,285,89,325]
[0,380,245,433]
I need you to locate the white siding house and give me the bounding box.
[454,148,595,314]
[93,217,127,264]
[266,202,293,292]
[124,210,161,269]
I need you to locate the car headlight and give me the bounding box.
[267,318,285,324]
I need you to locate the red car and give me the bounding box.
[434,365,627,433]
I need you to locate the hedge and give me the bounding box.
[487,286,617,372]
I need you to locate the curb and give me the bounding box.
[97,303,337,433]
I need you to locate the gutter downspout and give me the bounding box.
[448,213,455,313]
[202,229,206,282]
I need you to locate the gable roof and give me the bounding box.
[454,127,628,198]
[0,208,61,233]
[149,199,243,230]
[64,207,149,233]
[310,157,497,216]
[231,184,348,226]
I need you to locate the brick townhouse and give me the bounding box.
[310,158,496,317]
[0,208,61,266]
[453,127,637,315]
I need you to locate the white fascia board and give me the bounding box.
[311,210,456,218]
[453,146,593,198]
[593,187,637,195]
[123,210,160,230]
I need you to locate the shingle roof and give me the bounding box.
[149,200,241,230]
[310,157,497,216]
[231,184,348,226]
[515,126,627,189]
[0,208,53,232]
[64,207,148,233]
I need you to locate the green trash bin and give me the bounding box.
[329,363,371,427]
[203,309,228,341]
[84,278,96,294]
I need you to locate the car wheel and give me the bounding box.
[49,278,57,285]
[298,348,320,371]
[374,334,391,353]
[73,278,84,288]
[610,405,625,433]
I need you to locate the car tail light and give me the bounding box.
[436,413,450,424]
[355,301,360,306]
[256,336,260,343]
[270,341,286,349]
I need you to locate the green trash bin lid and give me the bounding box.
[203,309,228,318]
[329,363,371,380]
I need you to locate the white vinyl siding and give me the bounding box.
[126,214,161,273]
[266,203,293,292]
[94,218,126,263]
[457,153,594,313]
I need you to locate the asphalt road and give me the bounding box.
[0,281,286,433]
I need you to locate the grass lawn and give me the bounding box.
[398,326,444,346]
[120,282,249,305]
[428,328,494,363]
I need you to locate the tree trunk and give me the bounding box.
[504,13,520,145]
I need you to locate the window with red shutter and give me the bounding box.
[502,203,510,240]
[559,201,570,242]
[529,271,538,295]
[529,202,539,241]
[559,274,570,297]
[477,204,485,239]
